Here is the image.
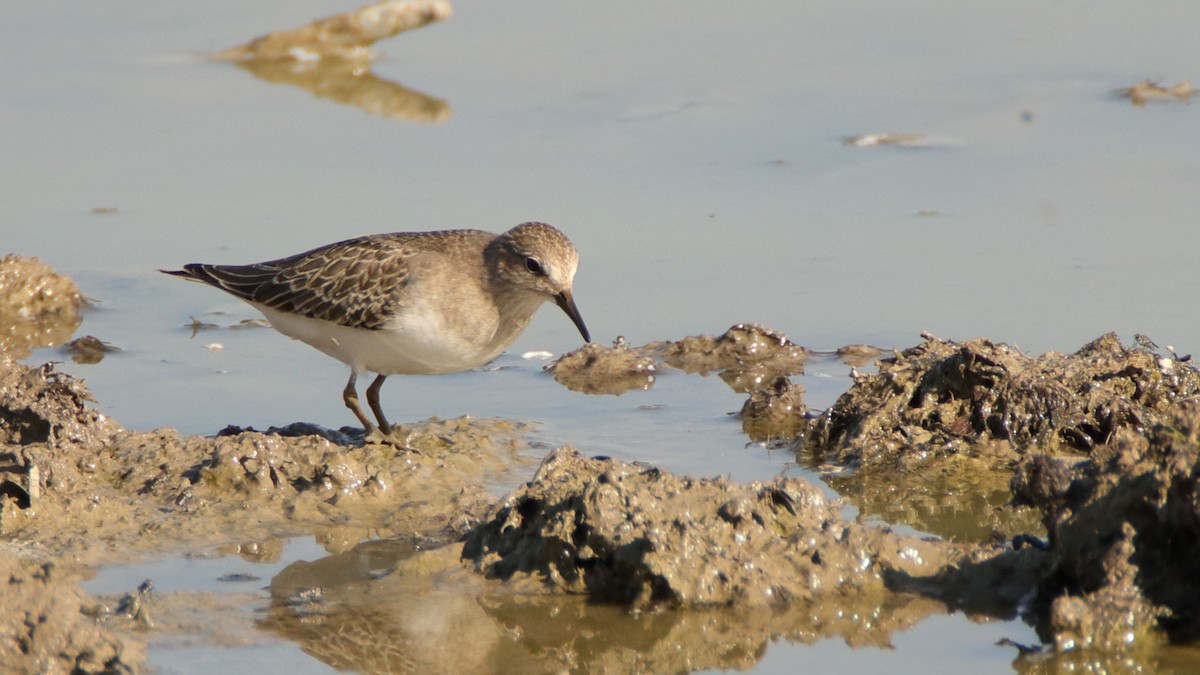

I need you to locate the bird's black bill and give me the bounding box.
[555,290,591,343]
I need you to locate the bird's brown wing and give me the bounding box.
[168,235,417,330]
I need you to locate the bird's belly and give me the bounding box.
[255,305,497,375]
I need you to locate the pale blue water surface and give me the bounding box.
[6,0,1200,672]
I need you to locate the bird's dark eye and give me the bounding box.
[525,257,544,275]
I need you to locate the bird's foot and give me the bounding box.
[363,426,420,453]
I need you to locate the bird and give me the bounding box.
[162,222,590,437]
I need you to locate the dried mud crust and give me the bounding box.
[462,447,973,607]
[0,359,532,566]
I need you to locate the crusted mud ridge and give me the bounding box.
[462,447,970,607]
[805,331,1199,467]
[797,331,1200,541]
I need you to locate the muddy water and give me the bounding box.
[5,0,1200,672]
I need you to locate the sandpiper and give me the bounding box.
[163,222,590,436]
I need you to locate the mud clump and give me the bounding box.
[799,332,1200,541]
[0,254,87,360]
[549,341,657,395]
[807,332,1200,468]
[1010,408,1200,651]
[463,447,966,608]
[650,323,808,385]
[63,335,121,364]
[740,375,807,442]
[0,361,121,449]
[550,323,808,401]
[0,552,144,673]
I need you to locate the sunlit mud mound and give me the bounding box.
[462,447,966,608]
[0,254,87,360]
[648,323,808,385]
[800,332,1200,542]
[739,375,807,442]
[550,324,807,402]
[805,332,1200,470]
[0,359,529,564]
[0,552,144,673]
[215,0,452,63]
[548,341,658,395]
[1011,406,1200,652]
[0,361,121,449]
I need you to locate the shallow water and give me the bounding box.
[7,0,1200,672]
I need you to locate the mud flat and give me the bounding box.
[5,258,1200,671]
[549,326,1200,666]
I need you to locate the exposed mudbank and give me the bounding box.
[543,326,1200,662]
[0,552,144,673]
[5,247,1200,672]
[1,359,531,566]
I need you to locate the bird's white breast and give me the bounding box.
[254,303,500,375]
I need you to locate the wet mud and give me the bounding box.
[5,254,1200,670]
[550,324,813,441]
[0,254,87,361]
[0,552,144,673]
[546,325,1200,663]
[800,331,1200,540]
[462,446,973,607]
[0,356,533,671]
[0,358,529,566]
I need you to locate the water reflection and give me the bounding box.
[214,0,452,121]
[232,59,451,122]
[259,537,970,673]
